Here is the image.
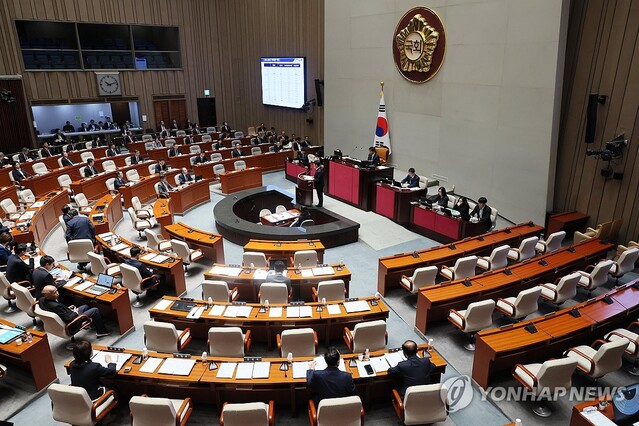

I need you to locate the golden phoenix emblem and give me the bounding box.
[395,14,439,73]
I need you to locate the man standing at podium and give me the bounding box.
[314,160,324,207]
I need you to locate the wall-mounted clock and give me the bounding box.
[96,73,122,96]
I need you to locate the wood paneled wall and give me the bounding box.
[554,0,639,244]
[0,0,324,150]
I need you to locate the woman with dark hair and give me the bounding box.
[69,340,116,400]
[453,196,471,221]
[434,186,449,208]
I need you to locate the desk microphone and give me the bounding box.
[346,146,359,158]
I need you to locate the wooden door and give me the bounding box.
[153,99,187,129]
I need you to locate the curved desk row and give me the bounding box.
[148,296,388,348]
[377,222,545,295]
[415,238,613,333]
[164,222,225,263]
[128,131,242,156]
[203,263,351,302]
[243,239,325,266]
[473,280,639,388]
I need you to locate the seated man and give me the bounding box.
[40,142,54,158]
[113,171,127,191]
[129,149,143,164]
[231,146,243,158]
[168,145,182,157]
[0,152,11,167]
[69,340,116,400]
[18,147,34,163]
[0,232,12,267]
[177,167,193,185]
[62,121,75,133]
[470,197,492,231]
[60,151,74,167]
[388,340,434,397]
[367,147,380,166]
[39,285,111,337]
[33,255,65,300]
[156,174,174,198]
[264,260,293,299]
[193,152,208,164]
[105,143,119,157]
[124,247,163,289]
[154,158,169,174]
[83,158,99,177]
[11,162,31,184]
[401,168,420,188]
[307,346,356,405]
[6,244,33,285]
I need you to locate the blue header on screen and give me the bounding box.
[260,57,306,109]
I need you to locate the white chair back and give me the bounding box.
[280,328,316,357]
[144,320,179,353]
[211,153,223,162]
[208,327,246,358]
[126,169,140,182]
[316,280,346,302]
[259,283,288,304]
[48,384,94,426]
[202,280,232,302]
[403,384,449,425]
[487,245,510,270]
[243,252,268,268]
[352,320,386,352]
[221,402,269,426]
[317,396,362,426]
[102,160,116,172]
[213,164,226,175]
[293,250,318,267]
[462,299,496,333]
[234,160,246,171]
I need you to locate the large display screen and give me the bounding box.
[260,57,306,109]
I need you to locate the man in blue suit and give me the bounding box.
[177,168,193,185]
[400,168,420,188]
[124,246,163,290]
[65,209,95,270]
[388,340,434,397]
[307,347,356,405]
[367,146,380,166]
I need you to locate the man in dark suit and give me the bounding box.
[156,174,173,198]
[123,131,135,146]
[40,142,54,157]
[170,119,180,135]
[193,153,208,164]
[39,285,111,337]
[257,123,266,133]
[314,161,325,207]
[154,158,169,174]
[231,146,243,158]
[401,168,420,188]
[77,122,89,132]
[60,151,74,167]
[32,255,60,300]
[6,244,32,285]
[0,152,11,167]
[367,147,380,166]
[62,121,75,132]
[69,340,116,400]
[87,120,97,131]
[105,143,119,157]
[307,347,355,405]
[83,158,99,177]
[18,147,33,163]
[470,197,493,231]
[11,162,30,184]
[168,146,182,157]
[177,168,193,185]
[113,171,127,191]
[183,135,194,145]
[0,232,12,267]
[157,121,169,137]
[130,149,143,164]
[221,121,231,133]
[65,210,95,270]
[61,205,73,223]
[124,246,162,288]
[387,340,434,397]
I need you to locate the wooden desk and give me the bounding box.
[326,158,394,211]
[96,235,187,296]
[12,191,70,246]
[260,209,300,226]
[149,296,389,348]
[165,222,225,263]
[374,183,427,225]
[285,159,308,183]
[203,263,352,302]
[547,211,590,236]
[0,185,19,207]
[152,199,174,236]
[377,222,544,295]
[86,343,446,413]
[243,239,325,265]
[570,397,615,426]
[220,167,263,194]
[415,238,613,333]
[472,282,639,389]
[118,169,180,208]
[21,165,83,196]
[0,318,57,391]
[410,204,486,243]
[88,193,123,235]
[166,178,212,214]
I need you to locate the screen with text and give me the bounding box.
[261,57,306,109]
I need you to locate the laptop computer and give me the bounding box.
[85,273,115,296]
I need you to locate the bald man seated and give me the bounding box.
[39,285,112,337]
[387,339,435,397]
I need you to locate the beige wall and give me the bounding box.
[324,0,569,224]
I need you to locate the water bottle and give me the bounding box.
[287,352,293,364]
[201,351,208,364]
[142,347,148,360]
[26,332,33,344]
[364,348,370,361]
[207,297,213,308]
[515,419,522,426]
[265,299,269,310]
[428,338,434,352]
[321,297,326,306]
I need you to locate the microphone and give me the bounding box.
[346,146,359,158]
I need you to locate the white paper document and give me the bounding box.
[223,306,239,317]
[356,360,376,377]
[269,307,283,318]
[216,362,237,379]
[157,358,196,376]
[187,306,205,319]
[236,306,252,317]
[343,300,371,313]
[151,254,170,263]
[209,305,226,316]
[139,357,163,374]
[92,351,131,371]
[300,269,313,278]
[30,201,44,208]
[252,362,271,379]
[74,281,94,292]
[312,267,334,276]
[153,299,173,311]
[64,276,82,288]
[98,232,114,239]
[140,253,157,261]
[236,362,254,379]
[253,269,268,280]
[110,243,129,252]
[287,306,300,318]
[384,351,406,368]
[292,361,310,379]
[326,304,341,315]
[580,409,617,426]
[369,356,391,373]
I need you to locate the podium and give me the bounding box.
[296,173,314,206]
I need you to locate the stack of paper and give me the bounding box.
[153,299,173,311]
[235,362,271,379]
[74,281,94,292]
[287,306,313,318]
[110,243,129,252]
[98,232,114,239]
[139,357,163,374]
[208,305,226,316]
[209,266,242,277]
[326,304,341,315]
[223,305,252,318]
[140,253,157,261]
[92,351,131,371]
[384,351,406,368]
[268,307,283,318]
[312,266,334,276]
[151,254,170,263]
[216,362,237,378]
[157,358,196,376]
[64,276,82,288]
[253,269,268,280]
[343,300,371,313]
[369,356,391,373]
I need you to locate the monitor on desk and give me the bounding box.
[360,160,371,168]
[95,273,115,289]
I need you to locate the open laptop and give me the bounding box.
[85,273,115,296]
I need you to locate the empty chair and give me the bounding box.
[399,266,438,294]
[144,229,172,252]
[221,401,274,426]
[574,221,613,244]
[535,231,566,254]
[392,384,449,425]
[243,251,268,268]
[343,319,387,352]
[105,178,116,193]
[259,282,289,304]
[210,152,223,162]
[18,189,36,205]
[126,169,141,182]
[312,280,346,302]
[208,327,251,358]
[48,383,118,426]
[35,304,91,349]
[164,138,175,148]
[604,325,639,375]
[576,259,614,291]
[201,134,212,142]
[144,142,155,151]
[119,263,160,307]
[0,271,18,312]
[148,163,158,175]
[131,196,154,219]
[31,162,48,174]
[235,131,244,138]
[74,193,93,214]
[275,205,287,213]
[538,272,581,305]
[0,199,21,220]
[512,358,578,417]
[448,299,496,350]
[170,239,203,275]
[277,328,317,357]
[144,320,191,353]
[127,207,155,239]
[206,127,216,133]
[309,396,363,426]
[251,147,262,155]
[142,134,153,141]
[58,174,73,193]
[101,160,116,172]
[80,152,94,163]
[68,239,94,270]
[213,164,226,176]
[440,255,478,281]
[189,145,201,154]
[201,280,238,302]
[609,247,639,283]
[176,130,186,137]
[293,250,318,267]
[248,126,256,136]
[495,286,542,321]
[258,209,271,219]
[124,156,132,166]
[129,395,193,426]
[234,160,246,171]
[564,338,629,380]
[477,245,510,271]
[12,282,38,327]
[84,141,93,150]
[507,236,539,262]
[86,252,121,282]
